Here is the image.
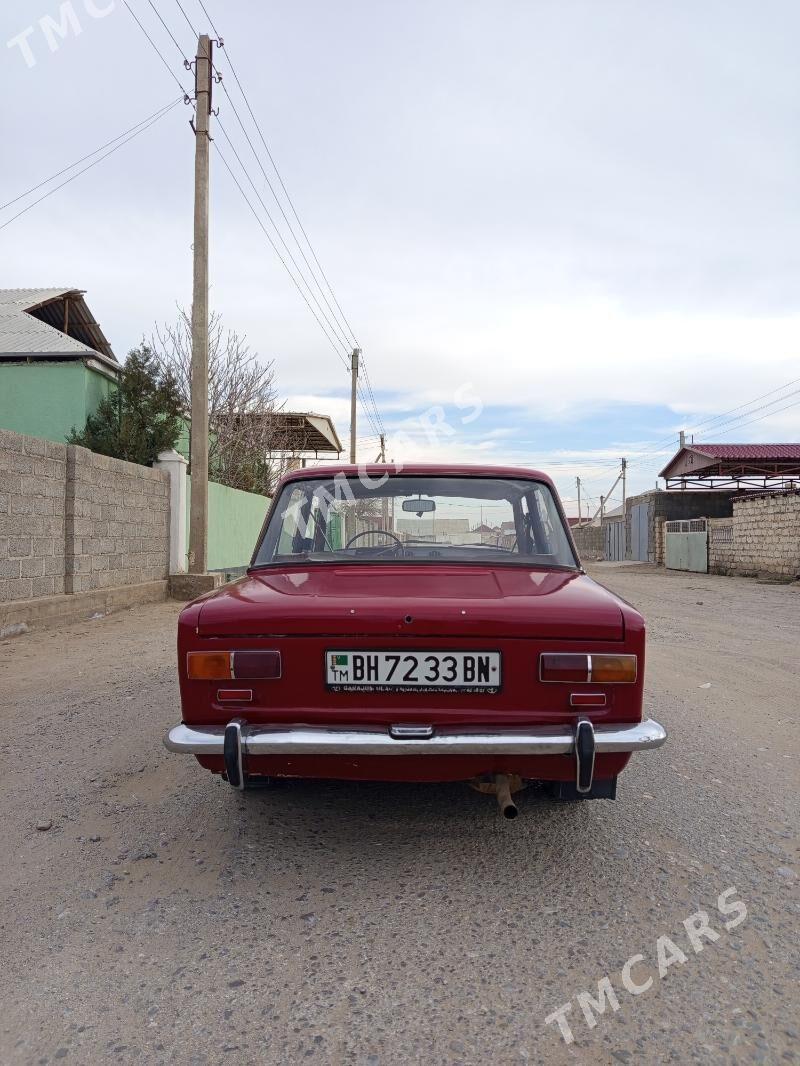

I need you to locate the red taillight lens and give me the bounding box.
[217,688,254,703]
[540,653,589,682]
[540,653,637,684]
[233,651,282,679]
[186,650,282,680]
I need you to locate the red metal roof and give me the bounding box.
[691,444,800,459]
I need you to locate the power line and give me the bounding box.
[198,3,386,439]
[685,387,800,440]
[144,0,189,60]
[171,0,198,37]
[0,99,182,233]
[136,0,387,443]
[681,375,800,440]
[213,141,351,370]
[121,0,192,97]
[193,0,361,350]
[359,355,386,436]
[0,97,182,216]
[705,395,800,438]
[215,116,356,359]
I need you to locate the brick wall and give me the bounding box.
[66,446,170,594]
[571,522,604,560]
[0,430,67,601]
[0,428,169,605]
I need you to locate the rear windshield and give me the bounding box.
[252,474,578,570]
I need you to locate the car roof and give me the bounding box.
[278,462,556,490]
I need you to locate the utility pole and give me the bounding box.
[576,476,582,526]
[349,348,360,464]
[621,457,627,510]
[600,494,605,522]
[188,33,213,574]
[679,429,686,449]
[379,433,389,529]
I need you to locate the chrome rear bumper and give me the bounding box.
[165,718,666,790]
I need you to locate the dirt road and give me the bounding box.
[0,564,798,1065]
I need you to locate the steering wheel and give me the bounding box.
[344,529,404,550]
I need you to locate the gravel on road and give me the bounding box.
[0,563,798,1065]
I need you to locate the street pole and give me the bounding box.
[188,33,213,574]
[621,458,627,511]
[576,476,582,526]
[379,433,389,529]
[600,494,605,522]
[349,348,360,464]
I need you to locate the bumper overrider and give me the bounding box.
[164,717,667,794]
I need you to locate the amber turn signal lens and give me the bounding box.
[187,651,233,680]
[590,654,637,684]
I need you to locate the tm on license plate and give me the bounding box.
[326,651,501,691]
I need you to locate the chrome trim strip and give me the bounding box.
[165,718,667,757]
[587,654,593,683]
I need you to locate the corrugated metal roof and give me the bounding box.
[691,443,800,460]
[0,288,117,366]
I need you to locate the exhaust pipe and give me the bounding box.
[495,774,518,819]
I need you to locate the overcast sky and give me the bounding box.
[2,0,799,511]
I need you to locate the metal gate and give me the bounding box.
[630,503,650,561]
[604,519,625,561]
[665,519,708,573]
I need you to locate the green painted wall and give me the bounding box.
[186,474,270,572]
[83,363,115,423]
[0,360,115,443]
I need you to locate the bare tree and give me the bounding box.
[153,309,289,495]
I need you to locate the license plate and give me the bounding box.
[326,651,501,692]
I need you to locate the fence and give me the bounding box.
[571,522,604,559]
[186,474,270,573]
[1,429,170,606]
[1,431,272,629]
[709,491,800,579]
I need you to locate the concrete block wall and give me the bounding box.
[0,430,67,601]
[66,446,170,593]
[0,428,169,605]
[571,522,604,560]
[727,492,800,579]
[708,517,735,574]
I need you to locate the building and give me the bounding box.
[659,442,800,490]
[0,288,119,444]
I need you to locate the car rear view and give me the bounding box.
[166,464,666,816]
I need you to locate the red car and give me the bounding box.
[165,464,666,817]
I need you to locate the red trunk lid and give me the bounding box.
[196,565,625,642]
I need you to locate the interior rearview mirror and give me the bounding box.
[402,498,436,514]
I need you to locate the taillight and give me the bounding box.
[187,651,232,680]
[540,653,637,684]
[187,650,282,680]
